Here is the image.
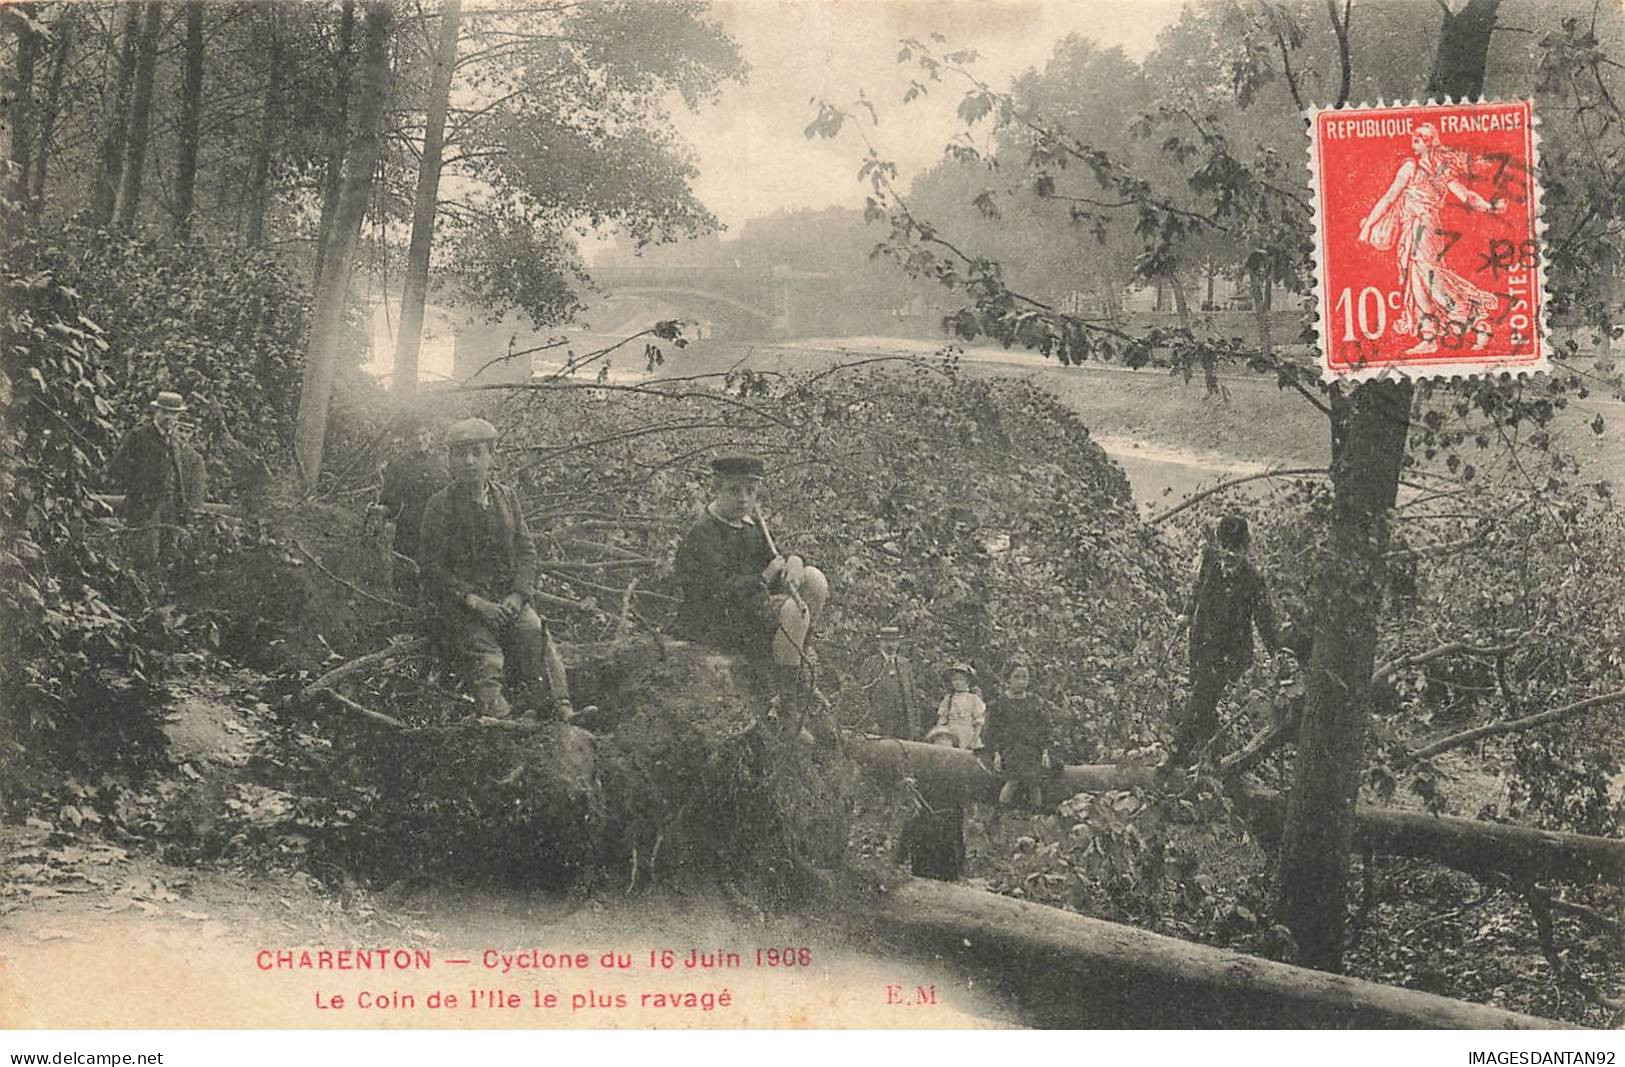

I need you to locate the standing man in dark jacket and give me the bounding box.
[672,454,828,668]
[376,416,446,595]
[417,418,575,720]
[107,390,191,576]
[1172,514,1284,765]
[860,625,926,739]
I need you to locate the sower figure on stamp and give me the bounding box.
[1358,122,1505,355]
[107,390,195,584]
[417,418,578,721]
[860,625,926,739]
[1171,514,1285,766]
[672,454,829,670]
[373,414,446,597]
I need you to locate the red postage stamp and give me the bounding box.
[1309,99,1548,382]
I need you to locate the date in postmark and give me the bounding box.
[1309,99,1549,382]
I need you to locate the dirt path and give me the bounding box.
[0,662,1013,1030]
[0,822,1016,1029]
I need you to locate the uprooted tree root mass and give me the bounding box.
[287,640,859,901]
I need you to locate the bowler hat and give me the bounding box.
[149,391,188,413]
[710,453,764,478]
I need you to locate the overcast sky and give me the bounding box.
[664,0,1187,232]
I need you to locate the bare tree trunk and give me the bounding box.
[28,4,73,222]
[1205,262,1216,310]
[245,2,284,248]
[1168,269,1193,331]
[115,0,162,231]
[393,0,461,401]
[90,2,139,228]
[1275,381,1410,971]
[172,0,204,240]
[294,0,393,487]
[3,2,41,240]
[313,0,356,286]
[1098,269,1120,322]
[1248,267,1274,359]
[1274,0,1503,973]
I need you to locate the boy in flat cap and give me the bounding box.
[673,453,829,667]
[417,418,577,720]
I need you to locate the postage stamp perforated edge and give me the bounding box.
[1305,97,1553,386]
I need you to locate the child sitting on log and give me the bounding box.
[418,418,579,722]
[901,719,969,881]
[672,453,829,669]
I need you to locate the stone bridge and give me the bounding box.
[590,264,833,338]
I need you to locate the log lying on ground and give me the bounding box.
[91,492,239,517]
[849,735,1157,799]
[851,738,1625,886]
[845,877,1568,1028]
[1237,788,1625,888]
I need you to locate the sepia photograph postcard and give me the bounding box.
[1,0,1622,1048]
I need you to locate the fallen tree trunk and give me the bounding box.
[1237,788,1625,888]
[845,876,1568,1028]
[91,493,239,517]
[849,735,1157,799]
[851,738,1624,886]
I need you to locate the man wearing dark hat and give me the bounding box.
[860,625,926,739]
[672,453,829,667]
[107,390,193,575]
[1172,513,1285,764]
[375,414,446,594]
[417,417,577,720]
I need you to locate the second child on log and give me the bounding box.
[417,418,578,721]
[900,724,969,881]
[672,453,830,669]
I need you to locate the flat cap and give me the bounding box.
[946,661,977,679]
[446,417,499,447]
[710,453,765,477]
